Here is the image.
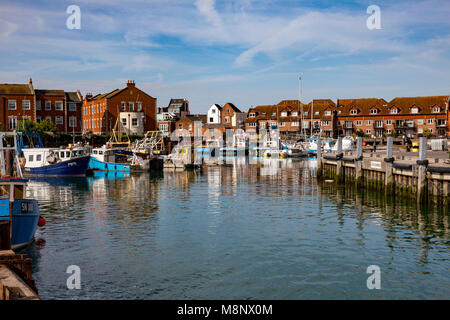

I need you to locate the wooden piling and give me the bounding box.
[355,137,363,187]
[417,137,428,203]
[385,136,394,193]
[336,137,344,183]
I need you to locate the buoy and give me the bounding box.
[38,216,46,227]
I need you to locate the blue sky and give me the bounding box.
[0,0,449,113]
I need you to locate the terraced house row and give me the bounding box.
[0,78,82,133]
[245,96,450,138]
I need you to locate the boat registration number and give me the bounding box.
[21,202,34,213]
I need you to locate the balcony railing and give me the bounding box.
[344,122,353,129]
[374,122,384,129]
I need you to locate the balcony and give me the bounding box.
[394,121,414,129]
[344,122,353,129]
[374,121,384,129]
[437,121,447,128]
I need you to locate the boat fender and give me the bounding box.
[38,216,46,227]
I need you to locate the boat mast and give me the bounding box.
[299,76,304,140]
[311,99,314,138]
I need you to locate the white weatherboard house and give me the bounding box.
[207,104,222,124]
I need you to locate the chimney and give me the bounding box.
[85,92,93,100]
[29,78,33,85]
[127,80,135,87]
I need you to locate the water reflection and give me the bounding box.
[23,158,449,299]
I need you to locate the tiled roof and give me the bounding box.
[337,98,388,115]
[35,89,65,96]
[0,84,34,95]
[388,96,449,114]
[223,102,241,113]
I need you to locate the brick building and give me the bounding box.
[83,80,157,135]
[0,79,36,131]
[157,98,190,136]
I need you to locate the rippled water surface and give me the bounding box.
[24,158,449,299]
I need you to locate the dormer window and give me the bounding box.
[315,111,319,115]
[370,108,378,114]
[272,112,276,116]
[350,109,358,115]
[292,112,298,116]
[390,108,398,114]
[324,111,331,116]
[411,107,419,114]
[249,112,255,117]
[281,112,287,117]
[433,106,440,113]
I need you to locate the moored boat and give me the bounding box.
[89,146,131,173]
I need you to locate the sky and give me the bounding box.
[0,0,449,113]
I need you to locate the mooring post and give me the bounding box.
[384,137,394,191]
[336,136,343,183]
[316,135,323,180]
[355,137,363,187]
[417,137,428,203]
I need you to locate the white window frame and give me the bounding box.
[411,107,418,114]
[22,100,30,110]
[132,118,138,127]
[129,102,134,111]
[137,102,142,111]
[69,103,76,112]
[55,101,63,111]
[55,116,64,125]
[69,116,77,128]
[45,101,51,111]
[249,113,255,118]
[36,100,41,111]
[8,116,17,130]
[8,100,16,110]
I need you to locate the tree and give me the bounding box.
[21,119,57,134]
[422,129,432,138]
[356,129,365,137]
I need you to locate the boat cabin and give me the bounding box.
[91,147,117,163]
[22,148,89,168]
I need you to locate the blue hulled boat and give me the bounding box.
[89,146,131,172]
[22,147,91,176]
[0,178,41,250]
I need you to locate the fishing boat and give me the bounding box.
[281,141,308,158]
[0,132,45,251]
[89,145,131,173]
[21,146,91,176]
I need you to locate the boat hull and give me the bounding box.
[89,157,131,173]
[24,156,91,176]
[10,199,39,251]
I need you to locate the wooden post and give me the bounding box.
[384,137,394,192]
[316,135,323,180]
[336,137,344,183]
[355,137,363,186]
[417,137,428,203]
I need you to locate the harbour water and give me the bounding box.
[24,158,449,299]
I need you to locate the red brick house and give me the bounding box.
[82,80,157,135]
[0,79,36,131]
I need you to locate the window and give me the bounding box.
[322,120,329,126]
[249,113,255,118]
[356,120,362,125]
[418,128,423,134]
[159,124,169,131]
[226,109,230,113]
[129,102,134,111]
[350,109,357,115]
[370,109,377,114]
[137,102,142,111]
[46,116,52,122]
[8,100,16,110]
[22,100,30,110]
[281,112,287,117]
[260,122,266,128]
[36,154,41,161]
[224,116,229,123]
[366,120,371,125]
[188,124,192,130]
[291,121,299,126]
[366,129,371,134]
[386,129,392,134]
[324,111,331,116]
[55,101,63,111]
[411,107,418,114]
[337,121,341,126]
[36,100,41,110]
[292,112,298,116]
[279,122,286,127]
[121,102,126,111]
[45,101,51,111]
[55,116,63,124]
[69,103,76,111]
[417,119,423,125]
[302,121,309,127]
[272,112,276,116]
[315,111,319,115]
[69,117,77,128]
[122,118,127,126]
[8,117,17,130]
[304,111,308,115]
[390,108,398,114]
[248,122,256,127]
[433,106,440,113]
[28,155,34,162]
[427,119,434,124]
[132,118,138,126]
[211,109,216,114]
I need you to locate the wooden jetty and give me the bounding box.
[0,221,39,300]
[317,136,450,204]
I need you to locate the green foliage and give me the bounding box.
[21,119,57,134]
[422,129,432,138]
[356,129,365,137]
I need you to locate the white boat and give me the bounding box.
[22,146,91,176]
[332,136,356,152]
